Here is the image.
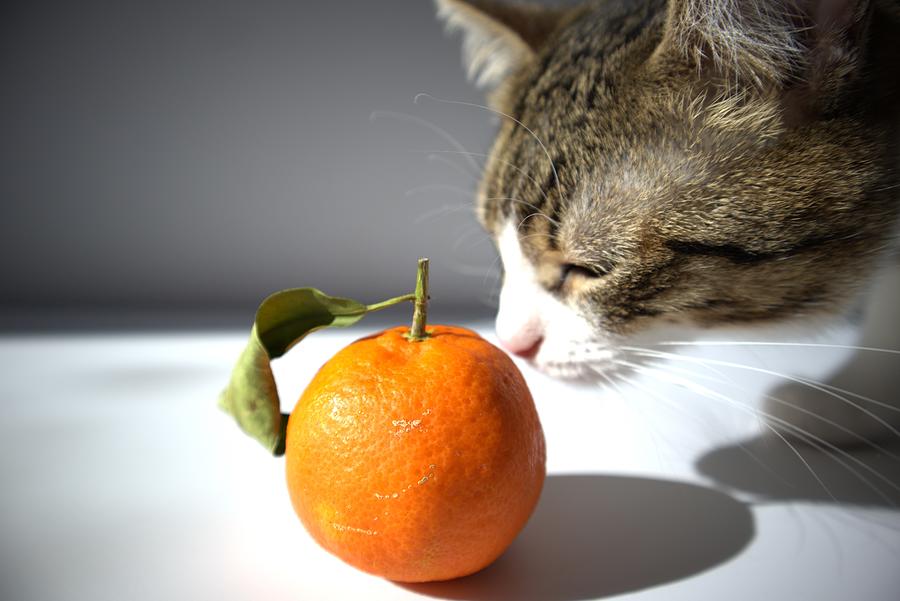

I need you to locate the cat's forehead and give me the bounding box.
[487,5,698,203]
[514,1,666,113]
[484,99,698,241]
[478,0,832,252]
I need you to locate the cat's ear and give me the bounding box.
[657,0,873,106]
[436,0,570,89]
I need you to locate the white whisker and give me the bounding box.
[619,353,900,505]
[450,223,491,254]
[650,344,900,416]
[414,93,564,203]
[412,203,474,225]
[369,109,481,176]
[516,211,558,232]
[592,365,626,398]
[619,352,900,460]
[658,340,900,356]
[427,153,478,182]
[487,197,559,224]
[618,360,834,493]
[822,502,900,537]
[605,360,722,435]
[793,375,900,415]
[517,232,554,244]
[623,347,900,436]
[617,359,841,502]
[416,150,552,206]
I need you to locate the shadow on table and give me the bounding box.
[696,435,900,507]
[402,474,753,601]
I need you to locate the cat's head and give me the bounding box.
[437,0,899,378]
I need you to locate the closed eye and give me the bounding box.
[563,263,604,279]
[557,262,610,291]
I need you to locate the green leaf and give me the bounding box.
[218,288,370,456]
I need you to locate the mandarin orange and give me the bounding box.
[284,324,545,582]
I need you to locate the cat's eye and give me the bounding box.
[557,262,609,291]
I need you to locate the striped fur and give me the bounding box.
[439,0,900,336]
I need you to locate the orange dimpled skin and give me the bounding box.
[285,325,546,583]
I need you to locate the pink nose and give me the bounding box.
[502,335,544,360]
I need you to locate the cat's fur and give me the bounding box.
[436,0,900,440]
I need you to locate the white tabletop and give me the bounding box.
[2,315,899,601]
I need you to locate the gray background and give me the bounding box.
[1,0,517,329]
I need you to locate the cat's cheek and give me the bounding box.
[535,300,613,368]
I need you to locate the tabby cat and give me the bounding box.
[435,0,900,442]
